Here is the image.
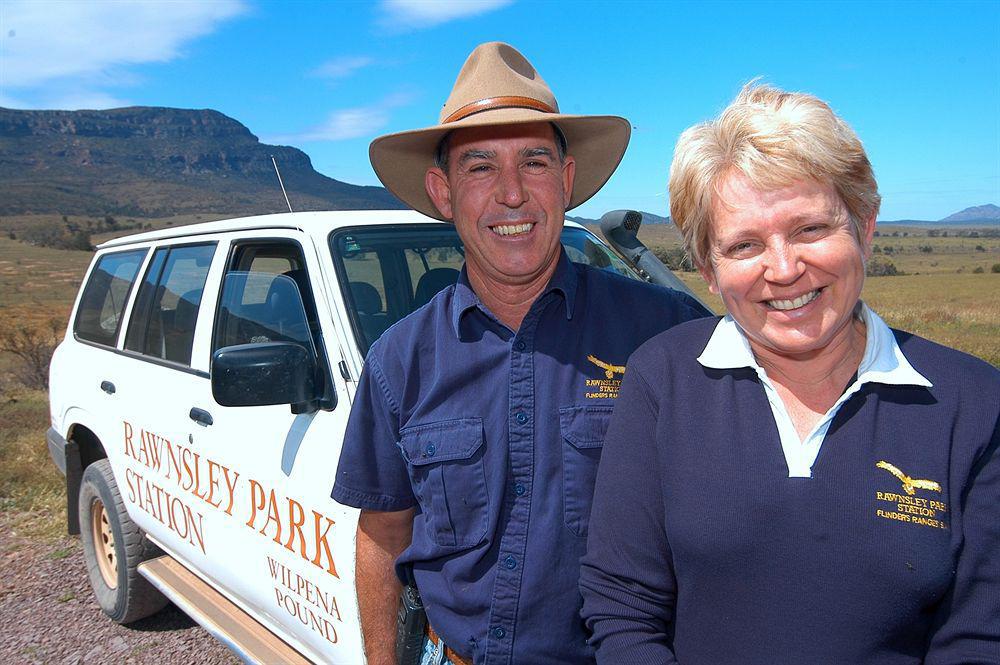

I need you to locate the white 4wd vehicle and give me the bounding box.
[47,210,678,663]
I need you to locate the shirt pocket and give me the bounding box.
[398,417,489,548]
[560,405,613,538]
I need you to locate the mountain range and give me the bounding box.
[0,106,995,225]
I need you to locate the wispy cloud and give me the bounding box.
[310,56,375,82]
[378,0,513,31]
[1,0,246,108]
[268,92,417,143]
[0,90,132,112]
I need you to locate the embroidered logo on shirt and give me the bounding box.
[587,355,625,379]
[584,355,624,399]
[873,460,948,530]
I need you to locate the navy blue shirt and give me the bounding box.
[580,317,1000,664]
[333,251,708,664]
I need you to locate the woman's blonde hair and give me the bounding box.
[668,82,881,267]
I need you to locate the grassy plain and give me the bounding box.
[0,219,997,540]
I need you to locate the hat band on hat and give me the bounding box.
[443,95,556,124]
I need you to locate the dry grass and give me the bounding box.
[0,388,66,540]
[863,273,1000,366]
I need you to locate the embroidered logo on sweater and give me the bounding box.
[874,460,948,530]
[876,461,942,495]
[584,355,624,399]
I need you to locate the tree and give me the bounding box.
[18,219,92,251]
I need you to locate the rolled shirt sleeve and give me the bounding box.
[579,358,679,663]
[332,351,416,512]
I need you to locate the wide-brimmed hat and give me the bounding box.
[369,42,631,221]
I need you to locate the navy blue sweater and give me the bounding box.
[580,317,1000,665]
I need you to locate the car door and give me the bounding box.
[106,239,222,560]
[165,231,363,662]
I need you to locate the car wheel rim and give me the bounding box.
[91,498,118,589]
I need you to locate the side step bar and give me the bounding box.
[138,555,313,665]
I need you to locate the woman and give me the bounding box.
[579,84,999,664]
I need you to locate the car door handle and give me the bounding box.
[100,381,116,395]
[189,408,214,426]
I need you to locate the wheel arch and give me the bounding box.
[64,423,108,535]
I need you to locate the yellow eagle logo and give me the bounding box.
[587,355,625,379]
[876,461,942,496]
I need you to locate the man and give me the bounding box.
[333,42,709,665]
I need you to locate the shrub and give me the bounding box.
[652,246,695,272]
[866,256,900,277]
[919,245,933,253]
[975,245,986,252]
[992,263,1000,274]
[0,318,64,390]
[973,266,985,274]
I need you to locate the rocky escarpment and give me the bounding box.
[0,107,404,217]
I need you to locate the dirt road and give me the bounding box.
[0,511,238,664]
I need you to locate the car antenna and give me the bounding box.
[271,155,294,213]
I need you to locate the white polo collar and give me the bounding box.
[697,303,932,390]
[697,303,931,478]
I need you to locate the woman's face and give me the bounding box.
[700,173,875,359]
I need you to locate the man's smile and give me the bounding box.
[490,222,535,237]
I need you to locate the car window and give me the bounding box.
[74,249,148,346]
[213,242,316,353]
[124,243,216,366]
[330,224,641,355]
[559,227,639,278]
[332,226,464,355]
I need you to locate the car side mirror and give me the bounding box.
[211,342,318,411]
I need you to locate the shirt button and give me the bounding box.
[424,443,436,457]
[514,483,525,496]
[493,627,506,639]
[515,412,528,424]
[503,555,517,569]
[514,340,526,351]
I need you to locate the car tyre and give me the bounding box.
[78,459,169,623]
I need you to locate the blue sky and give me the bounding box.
[2,0,998,221]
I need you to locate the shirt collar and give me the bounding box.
[450,248,578,336]
[697,302,932,388]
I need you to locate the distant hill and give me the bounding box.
[940,204,999,224]
[881,204,999,226]
[0,107,404,217]
[567,210,671,225]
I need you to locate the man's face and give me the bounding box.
[425,122,576,291]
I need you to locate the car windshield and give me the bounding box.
[329,224,641,355]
